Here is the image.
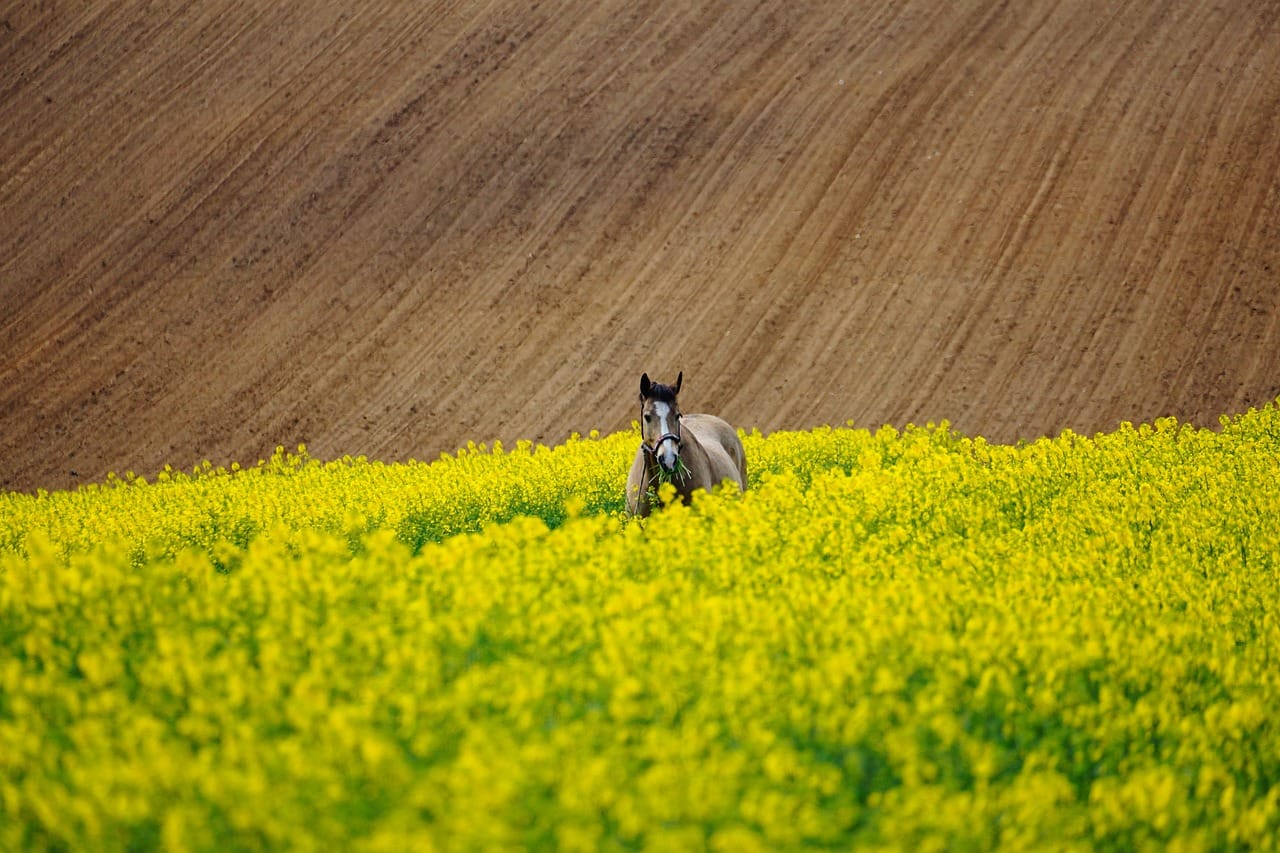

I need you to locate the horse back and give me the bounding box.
[682,413,748,490]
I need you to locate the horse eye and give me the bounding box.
[644,414,653,422]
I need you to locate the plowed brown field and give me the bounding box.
[3,1,1279,493]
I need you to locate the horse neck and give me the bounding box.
[679,425,706,461]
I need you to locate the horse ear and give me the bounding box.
[674,371,682,395]
[640,373,652,399]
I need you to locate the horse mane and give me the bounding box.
[645,383,679,404]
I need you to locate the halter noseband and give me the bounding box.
[643,431,682,459]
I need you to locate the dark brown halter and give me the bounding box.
[642,429,682,459]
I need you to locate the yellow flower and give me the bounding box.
[2,402,1279,848]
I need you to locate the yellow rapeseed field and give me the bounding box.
[2,407,1279,850]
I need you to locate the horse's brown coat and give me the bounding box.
[626,378,747,517]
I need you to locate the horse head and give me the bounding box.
[639,371,684,474]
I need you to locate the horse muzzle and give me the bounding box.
[646,433,682,473]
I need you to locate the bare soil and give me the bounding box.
[4,1,1279,493]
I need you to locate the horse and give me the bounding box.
[625,372,748,517]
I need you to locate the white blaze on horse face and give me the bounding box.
[651,401,679,472]
[652,401,674,435]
